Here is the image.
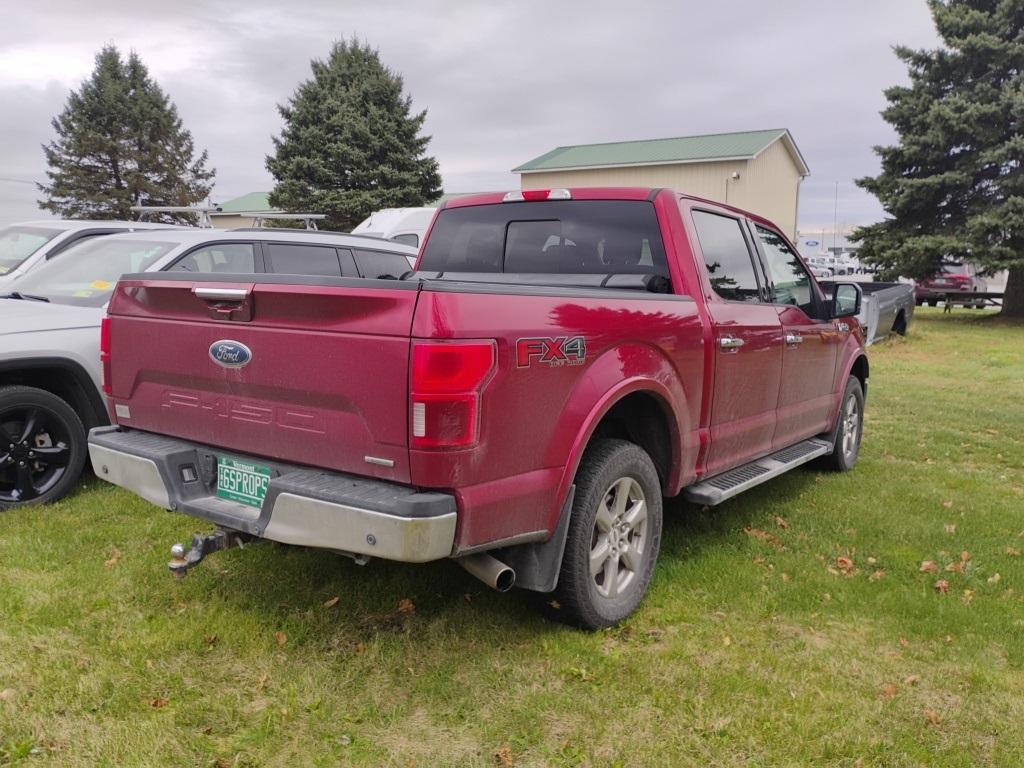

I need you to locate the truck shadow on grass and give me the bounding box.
[170,467,825,642]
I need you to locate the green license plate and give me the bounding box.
[216,456,272,508]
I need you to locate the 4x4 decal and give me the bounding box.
[516,336,587,368]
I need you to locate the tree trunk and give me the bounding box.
[1003,266,1024,318]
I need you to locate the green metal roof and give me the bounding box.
[513,129,808,175]
[216,191,278,214]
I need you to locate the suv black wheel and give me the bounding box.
[548,439,663,629]
[0,386,87,509]
[823,376,864,472]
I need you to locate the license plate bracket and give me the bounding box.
[216,456,272,508]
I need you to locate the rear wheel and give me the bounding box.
[823,377,864,472]
[548,439,663,629]
[0,386,87,510]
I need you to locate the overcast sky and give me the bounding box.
[1,1,940,232]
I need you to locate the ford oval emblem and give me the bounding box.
[209,340,252,368]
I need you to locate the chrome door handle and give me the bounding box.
[785,333,804,345]
[719,336,745,350]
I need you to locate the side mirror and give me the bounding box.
[831,282,861,318]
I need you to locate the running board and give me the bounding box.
[684,438,832,506]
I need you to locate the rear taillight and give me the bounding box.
[100,316,112,395]
[411,341,496,449]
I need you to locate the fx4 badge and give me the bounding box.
[516,336,587,368]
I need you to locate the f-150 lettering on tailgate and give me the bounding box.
[161,390,326,434]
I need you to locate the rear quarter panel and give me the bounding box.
[411,287,704,550]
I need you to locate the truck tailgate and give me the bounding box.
[106,275,418,483]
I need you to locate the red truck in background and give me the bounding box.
[89,188,868,629]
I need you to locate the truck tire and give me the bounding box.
[823,376,864,473]
[0,386,87,510]
[548,439,663,629]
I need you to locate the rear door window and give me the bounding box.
[390,233,419,247]
[353,249,413,279]
[264,243,342,276]
[170,243,256,273]
[691,211,762,302]
[418,200,669,277]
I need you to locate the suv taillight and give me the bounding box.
[100,316,112,395]
[411,341,496,449]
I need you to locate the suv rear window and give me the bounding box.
[418,201,669,278]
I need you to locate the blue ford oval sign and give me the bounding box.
[806,239,820,246]
[209,340,252,368]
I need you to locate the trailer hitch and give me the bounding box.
[168,529,255,577]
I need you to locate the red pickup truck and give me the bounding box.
[89,188,868,628]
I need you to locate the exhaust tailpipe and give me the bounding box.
[458,553,516,592]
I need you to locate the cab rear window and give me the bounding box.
[418,200,669,277]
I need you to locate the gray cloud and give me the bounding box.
[1,0,940,231]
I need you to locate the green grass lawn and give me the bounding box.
[1,308,1023,767]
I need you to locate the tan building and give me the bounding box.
[513,129,809,238]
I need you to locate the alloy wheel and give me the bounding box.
[0,406,72,504]
[590,477,648,599]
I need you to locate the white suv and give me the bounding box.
[0,220,178,288]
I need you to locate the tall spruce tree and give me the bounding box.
[266,40,442,231]
[854,0,1024,317]
[39,45,214,223]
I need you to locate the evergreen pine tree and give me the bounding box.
[854,0,1024,317]
[266,40,442,231]
[38,45,215,223]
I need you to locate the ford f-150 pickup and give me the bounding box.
[88,188,868,628]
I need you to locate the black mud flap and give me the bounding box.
[496,485,575,593]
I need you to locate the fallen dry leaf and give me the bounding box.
[322,596,340,609]
[945,562,964,574]
[397,598,415,615]
[722,636,732,647]
[495,744,514,767]
[942,500,953,509]
[944,523,956,534]
[149,697,168,709]
[0,689,15,702]
[934,579,950,594]
[104,547,121,568]
[744,527,783,549]
[880,683,898,700]
[274,631,287,647]
[774,516,789,529]
[869,570,885,582]
[899,637,909,648]
[780,572,791,582]
[920,560,939,573]
[203,634,218,646]
[904,674,921,685]
[988,573,1001,584]
[962,589,974,604]
[836,556,855,574]
[960,550,971,562]
[867,556,878,565]
[925,709,941,726]
[354,642,366,654]
[1006,546,1021,557]
[945,635,954,644]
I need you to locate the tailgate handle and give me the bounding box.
[192,286,253,322]
[193,287,250,302]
